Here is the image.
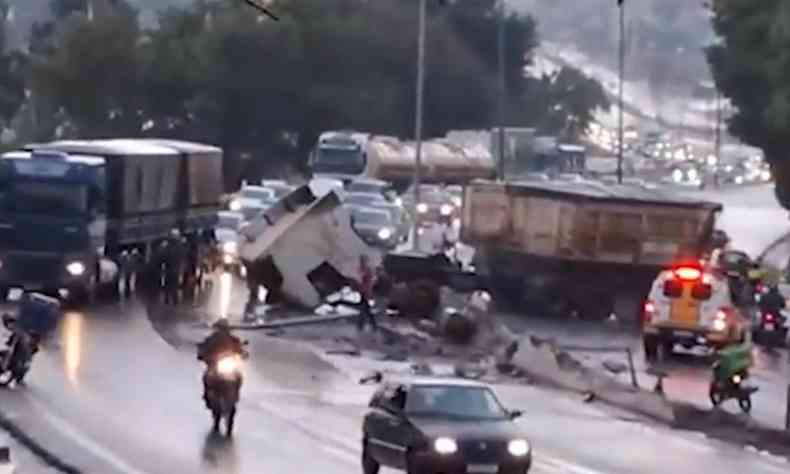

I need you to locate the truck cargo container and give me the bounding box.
[462,179,722,321]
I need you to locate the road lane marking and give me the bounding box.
[28,397,149,474]
[320,444,359,465]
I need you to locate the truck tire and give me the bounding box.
[408,279,440,320]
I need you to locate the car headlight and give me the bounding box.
[222,241,237,254]
[229,199,242,211]
[508,439,531,457]
[451,196,462,207]
[378,227,392,240]
[416,203,428,213]
[66,261,86,276]
[394,197,403,206]
[440,204,453,215]
[434,437,457,455]
[223,254,234,265]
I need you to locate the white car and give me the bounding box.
[229,185,276,212]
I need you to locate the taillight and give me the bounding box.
[643,300,655,323]
[712,308,729,332]
[715,309,727,320]
[764,312,775,322]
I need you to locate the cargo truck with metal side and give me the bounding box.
[0,139,223,302]
[308,130,496,190]
[462,179,723,321]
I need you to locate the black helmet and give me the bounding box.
[213,318,231,331]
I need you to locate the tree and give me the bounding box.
[706,0,790,207]
[32,0,145,137]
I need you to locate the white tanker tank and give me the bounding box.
[309,130,495,189]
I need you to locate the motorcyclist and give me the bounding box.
[712,341,753,388]
[758,284,786,317]
[197,319,247,404]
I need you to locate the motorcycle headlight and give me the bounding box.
[66,261,86,276]
[712,319,727,332]
[378,227,392,240]
[731,374,742,384]
[217,355,241,376]
[394,197,403,207]
[433,437,457,455]
[416,203,428,214]
[223,254,234,265]
[229,199,242,211]
[222,241,237,254]
[508,439,531,457]
[440,204,453,215]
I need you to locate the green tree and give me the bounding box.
[706,0,790,206]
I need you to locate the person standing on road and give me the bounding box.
[356,255,377,332]
[163,229,185,305]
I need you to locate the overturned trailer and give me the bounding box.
[462,179,723,321]
[238,185,480,316]
[238,186,383,308]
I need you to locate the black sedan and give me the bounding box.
[361,376,532,474]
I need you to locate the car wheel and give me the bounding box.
[361,440,380,474]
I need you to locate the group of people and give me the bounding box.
[136,228,218,305]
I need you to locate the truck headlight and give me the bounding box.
[222,241,238,254]
[66,261,86,276]
[378,228,392,240]
[416,203,428,213]
[229,199,242,211]
[440,204,453,215]
[508,439,530,457]
[433,437,457,455]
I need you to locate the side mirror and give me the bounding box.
[509,410,523,420]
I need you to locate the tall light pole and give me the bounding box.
[497,0,507,181]
[616,0,625,184]
[412,0,427,251]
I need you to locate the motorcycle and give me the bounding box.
[203,344,248,436]
[708,365,758,413]
[0,318,38,388]
[753,309,789,347]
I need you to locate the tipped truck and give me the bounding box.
[462,179,723,321]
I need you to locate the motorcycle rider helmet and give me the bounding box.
[213,318,231,331]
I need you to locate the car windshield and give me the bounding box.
[405,385,508,420]
[353,209,390,226]
[217,214,242,230]
[348,182,386,194]
[241,188,275,202]
[345,194,384,206]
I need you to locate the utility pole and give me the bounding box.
[714,89,723,188]
[497,0,507,181]
[616,0,625,184]
[412,0,427,252]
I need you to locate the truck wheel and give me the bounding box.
[409,279,440,319]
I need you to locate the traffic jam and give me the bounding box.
[0,132,787,474]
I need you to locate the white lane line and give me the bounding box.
[28,397,149,474]
[540,454,611,474]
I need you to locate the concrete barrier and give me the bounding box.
[513,336,676,424]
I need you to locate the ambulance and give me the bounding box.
[642,261,749,362]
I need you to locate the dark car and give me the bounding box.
[350,206,399,250]
[362,377,532,474]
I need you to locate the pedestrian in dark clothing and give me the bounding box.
[163,229,185,305]
[356,256,377,332]
[372,265,392,315]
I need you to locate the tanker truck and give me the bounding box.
[308,130,495,190]
[462,178,722,321]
